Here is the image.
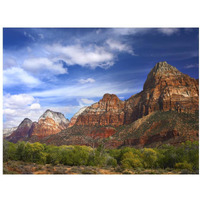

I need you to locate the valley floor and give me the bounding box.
[3,161,198,175]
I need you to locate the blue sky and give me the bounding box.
[3,28,199,128]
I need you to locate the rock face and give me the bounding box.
[124,61,199,123]
[7,118,33,143]
[73,61,199,127]
[75,94,125,126]
[30,110,69,138]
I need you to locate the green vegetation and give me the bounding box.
[3,140,199,174]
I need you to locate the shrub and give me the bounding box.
[121,152,143,169]
[175,162,193,171]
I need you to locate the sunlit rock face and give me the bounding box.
[75,94,125,126]
[30,110,69,138]
[124,61,199,123]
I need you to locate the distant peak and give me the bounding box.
[18,118,32,127]
[39,109,69,124]
[23,118,32,122]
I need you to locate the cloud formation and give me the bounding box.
[80,98,95,105]
[79,78,95,84]
[23,57,68,75]
[106,39,134,55]
[4,67,42,88]
[46,44,115,69]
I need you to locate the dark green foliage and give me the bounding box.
[3,140,199,173]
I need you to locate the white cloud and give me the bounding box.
[157,28,179,36]
[79,78,95,84]
[80,98,95,105]
[46,44,115,69]
[106,39,134,55]
[30,103,41,110]
[3,67,41,88]
[23,57,68,74]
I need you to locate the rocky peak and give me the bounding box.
[18,118,33,128]
[151,61,180,74]
[143,61,183,90]
[101,93,120,102]
[39,109,69,125]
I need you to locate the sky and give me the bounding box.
[3,28,199,128]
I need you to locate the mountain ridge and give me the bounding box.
[5,61,199,148]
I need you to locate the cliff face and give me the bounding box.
[75,94,125,126]
[73,62,199,127]
[124,61,199,123]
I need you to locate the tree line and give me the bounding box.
[3,140,199,172]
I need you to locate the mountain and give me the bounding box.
[7,110,69,142]
[5,61,199,148]
[7,118,33,143]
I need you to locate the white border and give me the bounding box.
[0,1,199,200]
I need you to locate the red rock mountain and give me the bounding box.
[73,61,199,127]
[7,110,69,142]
